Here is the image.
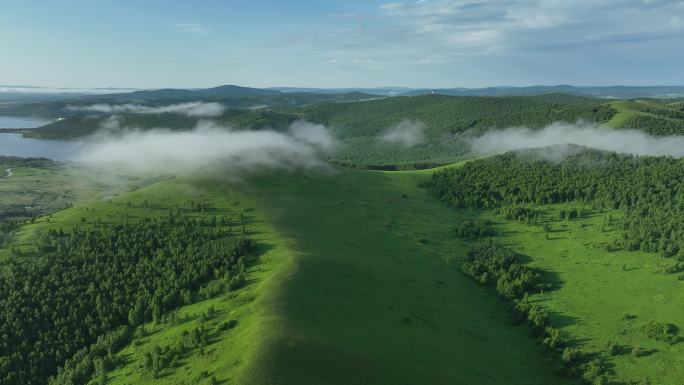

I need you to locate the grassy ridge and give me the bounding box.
[2,167,573,385]
[209,169,568,385]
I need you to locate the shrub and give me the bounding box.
[643,320,679,344]
[561,347,581,366]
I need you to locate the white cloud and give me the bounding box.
[470,122,684,158]
[72,121,337,175]
[289,120,338,151]
[67,102,225,117]
[282,0,684,73]
[379,119,426,147]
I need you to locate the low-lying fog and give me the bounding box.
[470,122,684,158]
[6,117,684,176]
[71,120,336,175]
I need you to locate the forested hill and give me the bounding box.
[304,93,613,137]
[426,146,684,257]
[16,93,615,168]
[305,94,614,168]
[14,93,684,169]
[0,209,255,385]
[0,91,377,120]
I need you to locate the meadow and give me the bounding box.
[0,165,572,385]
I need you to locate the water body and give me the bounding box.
[0,133,79,161]
[0,116,51,128]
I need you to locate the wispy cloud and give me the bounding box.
[67,102,224,117]
[278,0,684,72]
[379,119,426,147]
[173,23,210,34]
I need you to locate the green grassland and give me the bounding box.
[4,91,684,384]
[1,166,571,385]
[607,100,684,135]
[424,148,684,384]
[459,204,684,384]
[5,152,684,384]
[228,169,568,385]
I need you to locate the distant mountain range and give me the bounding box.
[2,84,684,102]
[271,85,684,98]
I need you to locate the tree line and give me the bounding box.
[462,245,607,384]
[426,147,684,258]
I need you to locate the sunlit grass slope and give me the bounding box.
[7,166,574,385]
[607,99,684,135]
[473,205,684,384]
[229,168,570,385]
[3,175,299,384]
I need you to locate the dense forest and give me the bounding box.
[426,146,684,259]
[0,212,255,385]
[617,114,684,136]
[303,94,615,168]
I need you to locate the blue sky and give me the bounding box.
[0,0,683,89]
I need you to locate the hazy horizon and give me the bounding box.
[3,83,684,95]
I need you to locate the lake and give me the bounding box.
[0,133,79,161]
[0,116,52,128]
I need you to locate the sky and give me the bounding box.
[0,0,683,89]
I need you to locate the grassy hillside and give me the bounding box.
[441,204,684,384]
[489,206,684,384]
[0,166,572,385]
[607,99,684,135]
[426,149,684,384]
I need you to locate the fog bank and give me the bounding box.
[72,121,336,175]
[289,120,338,151]
[471,122,684,158]
[67,102,225,117]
